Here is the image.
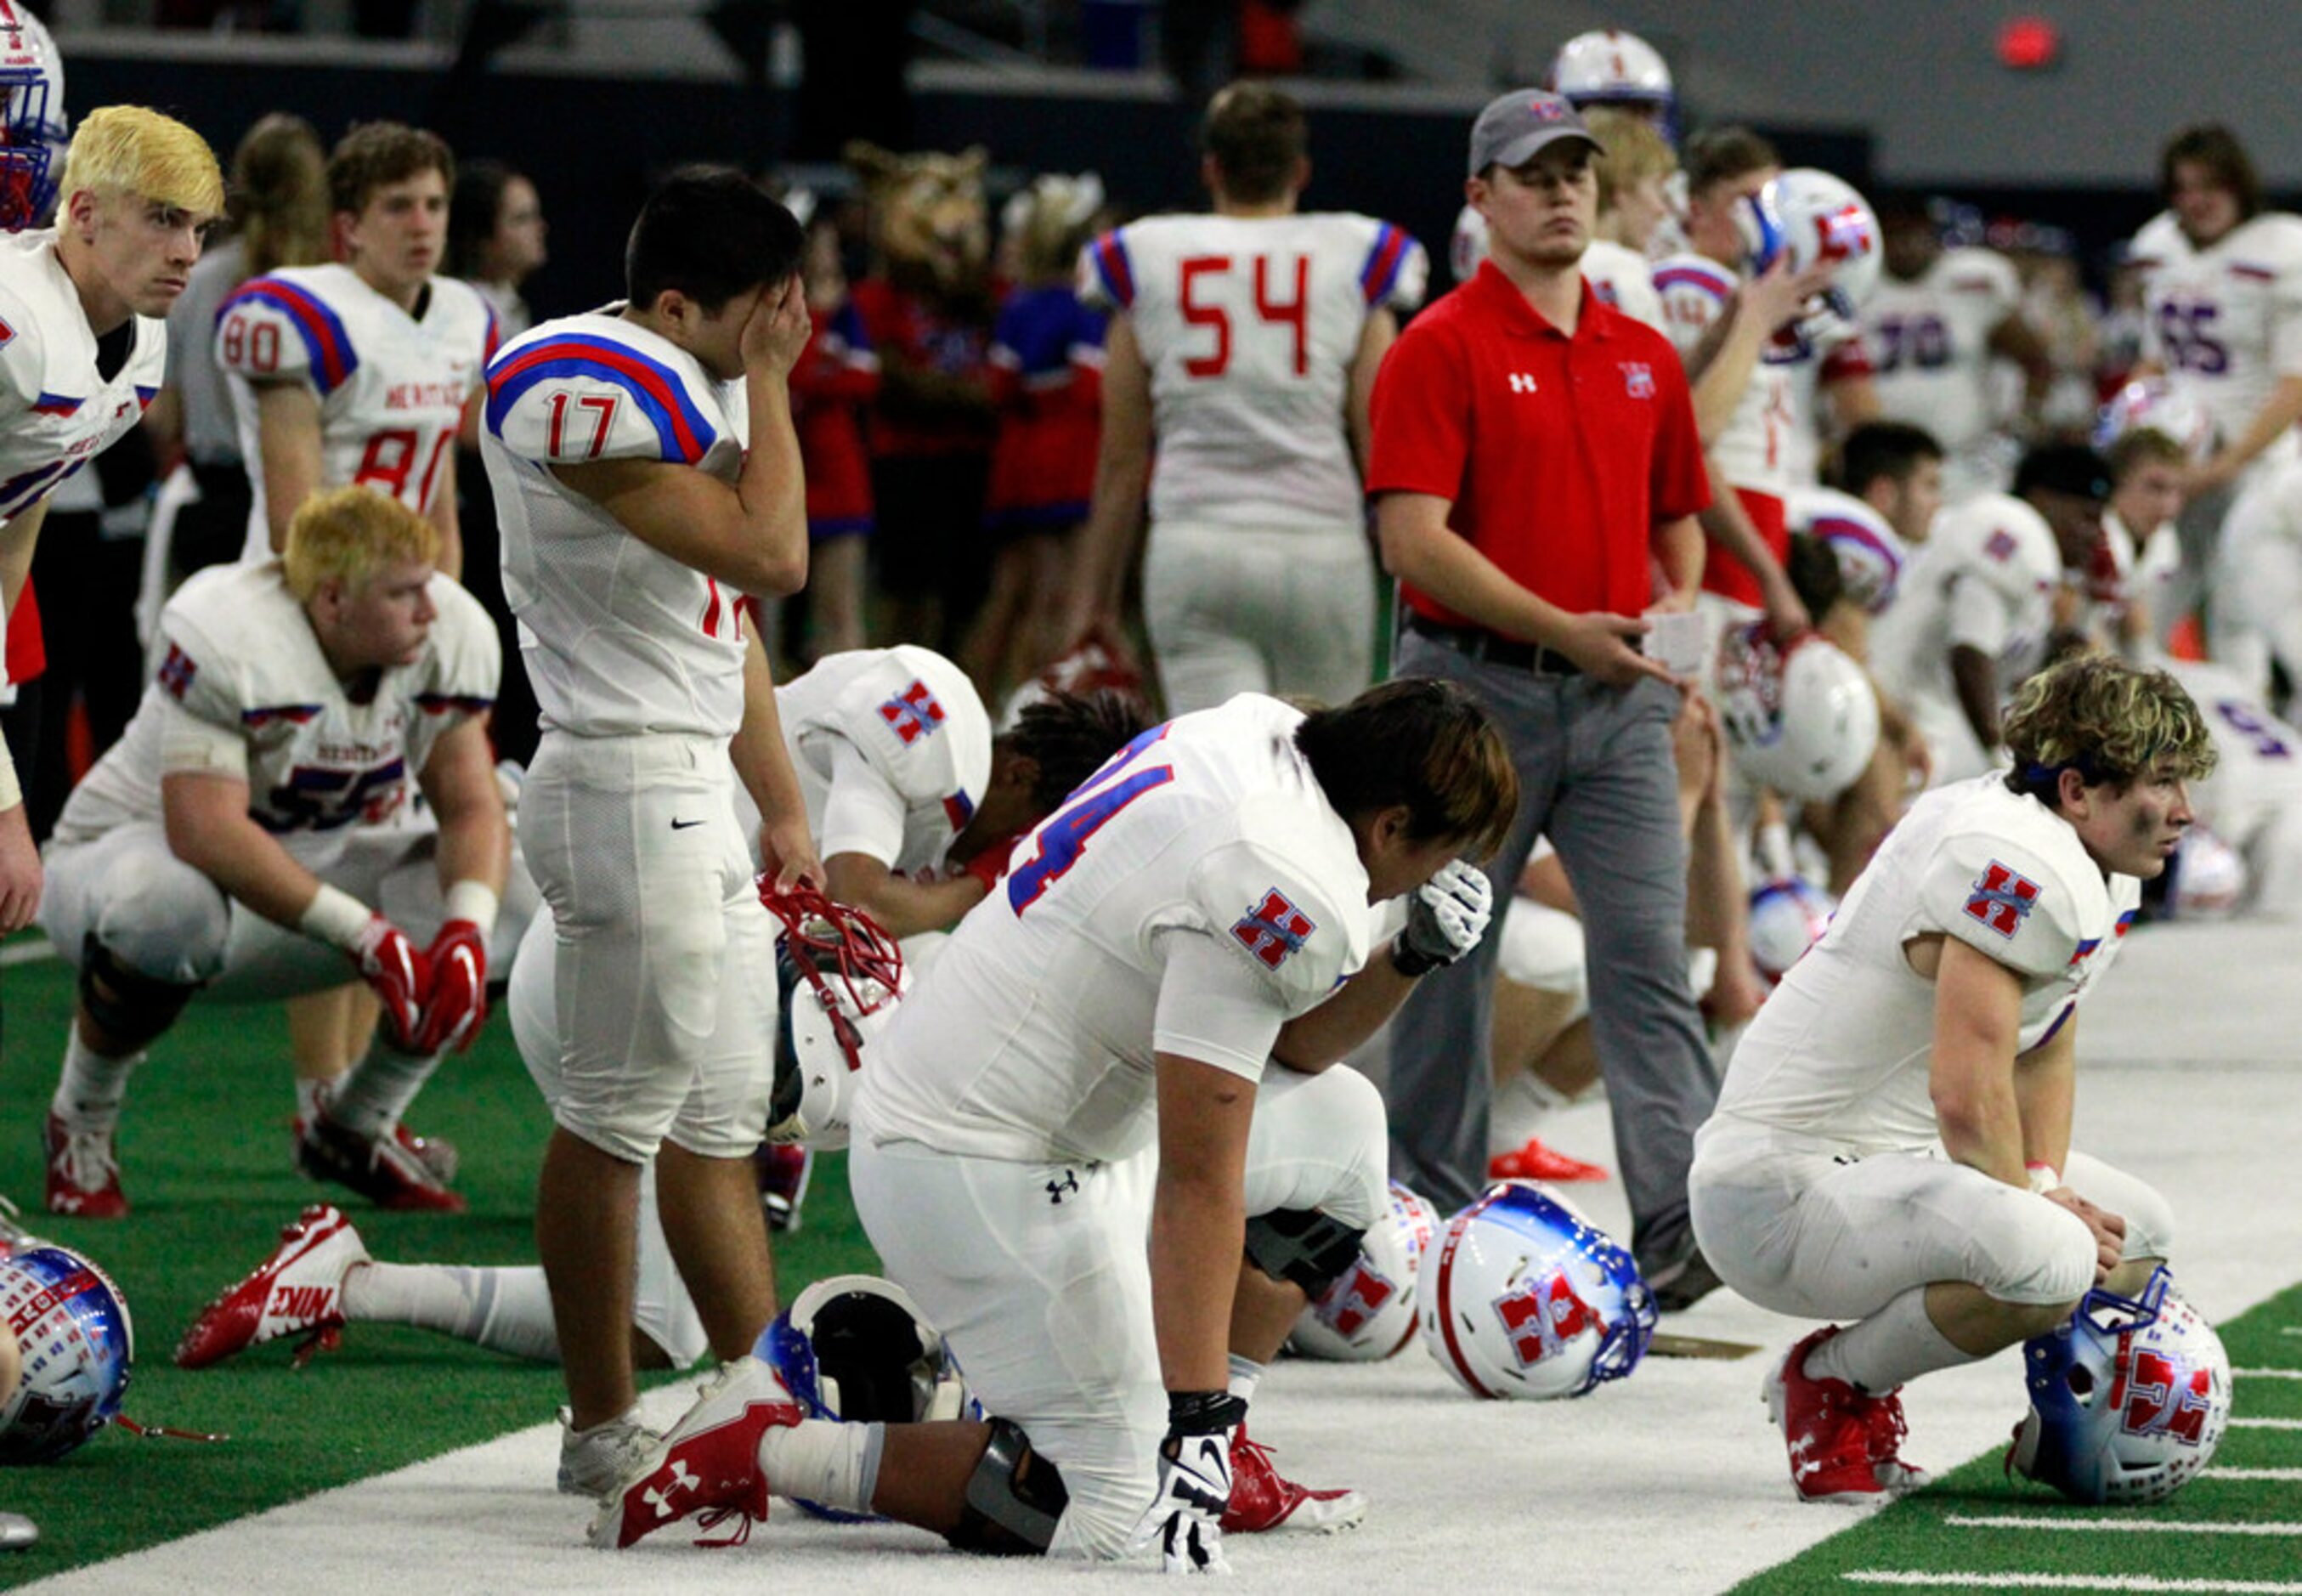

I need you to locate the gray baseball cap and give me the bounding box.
[1468,88,1603,178]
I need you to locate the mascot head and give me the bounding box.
[846,140,989,299]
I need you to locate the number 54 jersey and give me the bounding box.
[1078,212,1426,531]
[217,263,501,557]
[857,693,1375,1166]
[51,558,500,866]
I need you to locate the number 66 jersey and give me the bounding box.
[50,558,499,866]
[217,263,500,559]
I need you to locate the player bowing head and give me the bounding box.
[54,105,223,322]
[285,484,442,676]
[624,167,808,384]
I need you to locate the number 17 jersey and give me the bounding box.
[1078,212,1426,530]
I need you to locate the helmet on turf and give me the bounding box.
[2094,376,2215,464]
[0,1242,133,1463]
[1287,1180,1441,1361]
[1548,30,1675,142]
[0,2,64,230]
[1420,1180,1655,1400]
[2164,823,2248,920]
[755,1273,972,1520]
[761,884,907,1151]
[2010,1266,2231,1505]
[1749,876,1836,984]
[1711,622,1881,802]
[1740,168,1883,331]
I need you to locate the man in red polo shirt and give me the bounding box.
[1367,87,1724,1310]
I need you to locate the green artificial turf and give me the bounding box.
[0,949,880,1584]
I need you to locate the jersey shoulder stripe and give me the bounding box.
[484,332,717,465]
[240,703,324,727]
[1087,230,1135,309]
[1360,222,1411,305]
[30,391,78,416]
[415,690,495,716]
[220,277,359,395]
[1652,262,1735,299]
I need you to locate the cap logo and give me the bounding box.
[1527,97,1565,122]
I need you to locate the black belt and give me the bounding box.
[1405,612,1582,676]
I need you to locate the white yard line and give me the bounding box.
[1943,1513,2302,1536]
[2231,1418,2302,1430]
[2235,1368,2302,1380]
[1845,1576,2302,1593]
[2192,1469,2302,1482]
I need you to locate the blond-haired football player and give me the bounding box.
[0,105,222,932]
[38,486,523,1218]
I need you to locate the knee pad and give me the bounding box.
[947,1418,1068,1557]
[1244,1208,1367,1296]
[78,935,201,1040]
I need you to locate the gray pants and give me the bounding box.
[1384,634,1719,1270]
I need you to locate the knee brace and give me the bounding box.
[947,1418,1069,1557]
[78,935,201,1044]
[1244,1207,1367,1296]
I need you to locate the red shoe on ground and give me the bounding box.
[1487,1135,1609,1184]
[1220,1423,1367,1534]
[175,1203,367,1369]
[590,1357,802,1550]
[1762,1326,1889,1503]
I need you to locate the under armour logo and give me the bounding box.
[1047,1170,1079,1204]
[1507,372,1538,394]
[645,1459,699,1517]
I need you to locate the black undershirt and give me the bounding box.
[93,319,133,383]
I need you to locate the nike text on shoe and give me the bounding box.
[175,1204,369,1369]
[589,1357,801,1550]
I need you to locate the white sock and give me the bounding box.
[342,1262,562,1363]
[51,1029,141,1133]
[1806,1288,1971,1395]
[295,1076,330,1124]
[326,1040,442,1138]
[1225,1354,1263,1407]
[758,1418,882,1514]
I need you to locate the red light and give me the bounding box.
[1998,15,2061,71]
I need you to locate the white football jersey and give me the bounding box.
[1869,491,2058,731]
[857,693,1373,1164]
[1790,484,1909,615]
[1860,247,2021,472]
[1714,774,2141,1152]
[1654,252,1793,496]
[481,309,755,739]
[54,558,498,861]
[1077,212,1425,530]
[1581,237,1666,332]
[775,645,993,877]
[2133,209,2302,473]
[217,263,500,555]
[2169,659,2302,857]
[0,228,166,524]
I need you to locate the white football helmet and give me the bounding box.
[2165,823,2248,920]
[0,1,63,231]
[762,884,907,1150]
[1420,1180,1656,1401]
[1798,490,1909,616]
[1549,29,1675,141]
[1741,168,1883,334]
[0,1242,134,1463]
[2011,1267,2231,1505]
[2094,376,2215,464]
[1288,1180,1440,1361]
[1711,623,1881,802]
[1748,876,1836,984]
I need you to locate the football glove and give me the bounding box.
[414,919,489,1056]
[1391,858,1494,977]
[1137,1391,1241,1575]
[349,914,430,1052]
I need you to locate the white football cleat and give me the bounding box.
[174,1204,369,1369]
[559,1406,663,1500]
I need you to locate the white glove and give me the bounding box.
[1135,1393,1238,1575]
[1391,858,1495,976]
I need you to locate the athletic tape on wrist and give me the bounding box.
[444,880,500,938]
[299,882,374,951]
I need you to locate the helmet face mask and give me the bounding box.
[2010,1265,2231,1505]
[0,3,65,232]
[0,1242,134,1464]
[762,885,907,1149]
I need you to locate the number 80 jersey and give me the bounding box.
[217,263,500,558]
[1078,212,1426,531]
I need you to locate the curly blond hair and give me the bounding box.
[2003,651,2216,800]
[283,486,439,601]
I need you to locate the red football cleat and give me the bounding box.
[296,1106,467,1213]
[591,1357,802,1549]
[1863,1384,1932,1492]
[176,1204,369,1369]
[1487,1135,1609,1184]
[1763,1326,1890,1503]
[1220,1423,1366,1534]
[754,1144,813,1234]
[43,1112,127,1219]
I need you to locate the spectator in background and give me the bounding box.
[1367,89,1723,1307]
[450,160,549,764]
[965,171,1106,695]
[142,113,329,637]
[788,207,880,661]
[448,160,547,339]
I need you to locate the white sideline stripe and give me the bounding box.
[1844,1575,2302,1593]
[2231,1417,2302,1429]
[2195,1468,2302,1481]
[0,940,55,967]
[2237,1367,2302,1378]
[1944,1513,2302,1536]
[2280,1327,2302,1336]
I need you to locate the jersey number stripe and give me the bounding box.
[545,390,619,460]
[1007,724,1174,913]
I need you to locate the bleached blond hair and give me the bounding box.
[284,486,439,602]
[58,105,225,218]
